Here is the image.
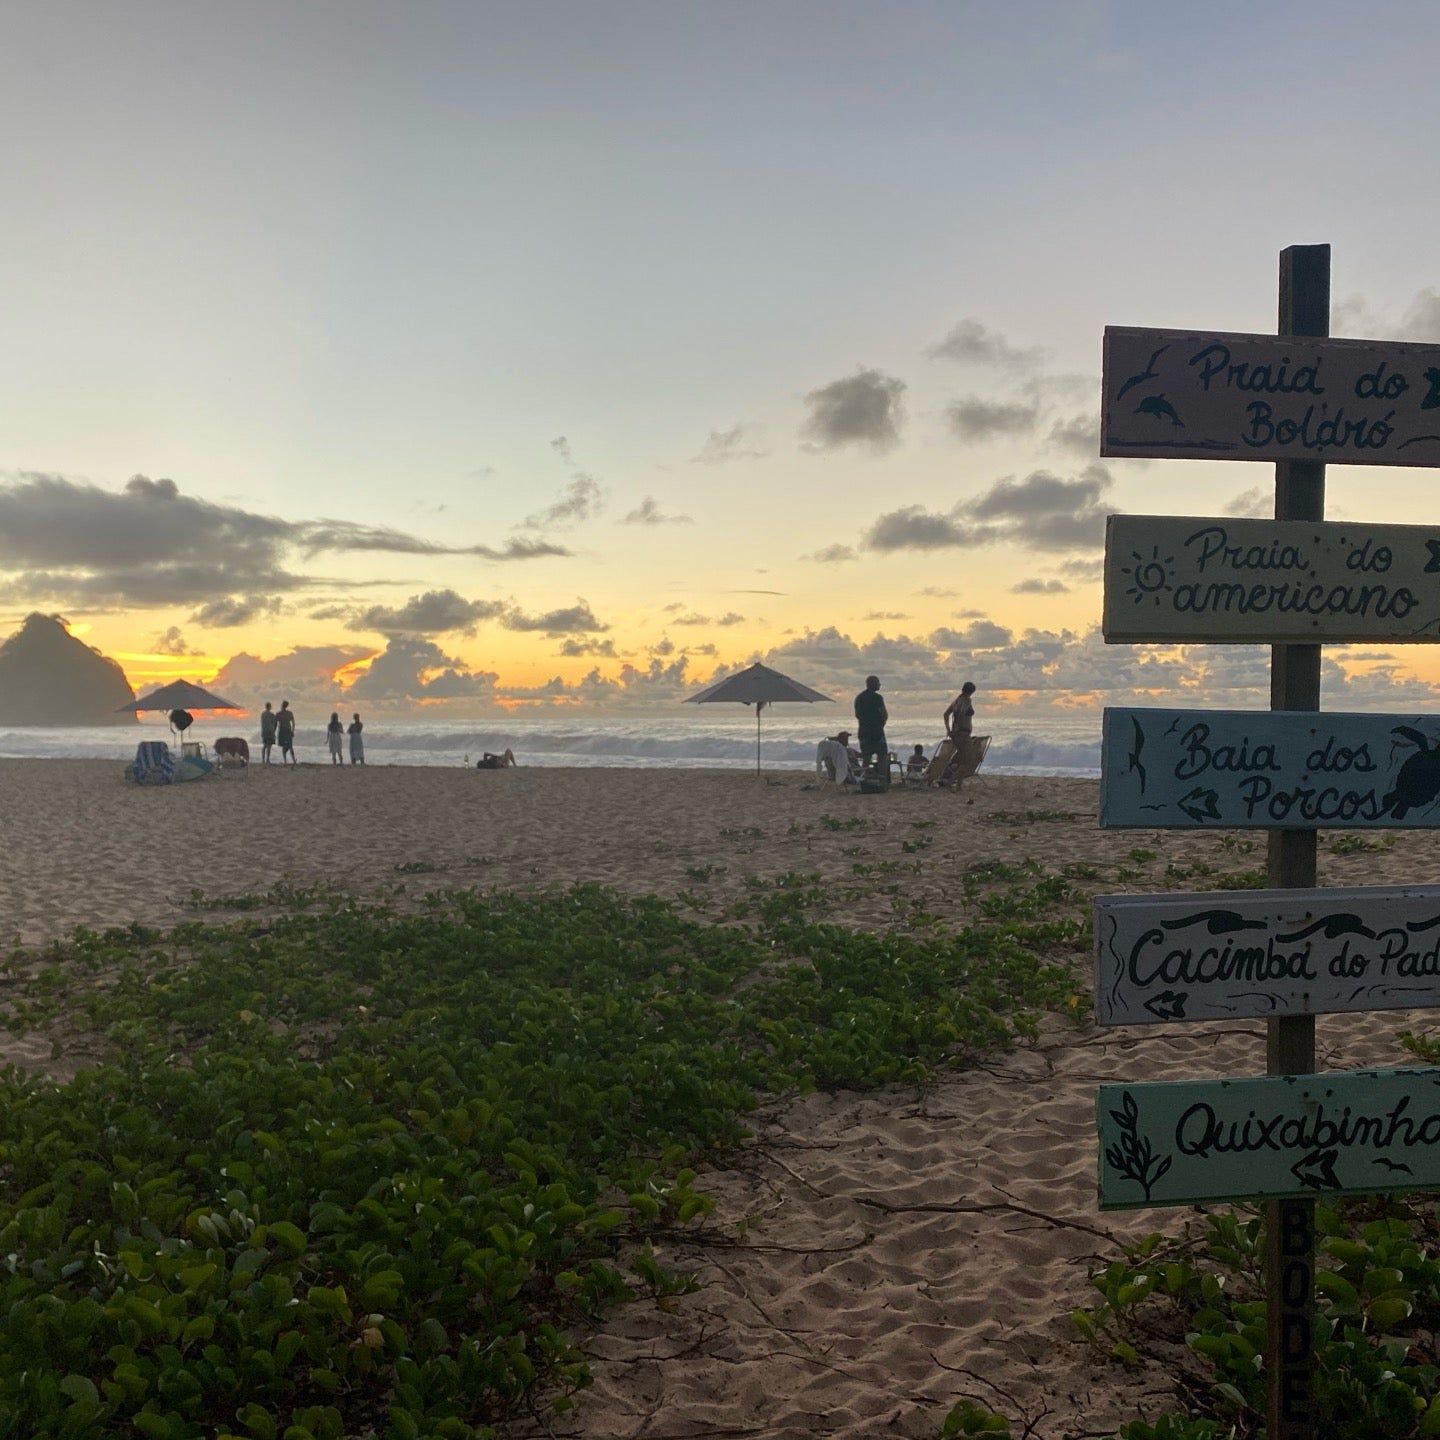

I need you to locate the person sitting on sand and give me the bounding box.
[327,712,344,765]
[475,749,517,770]
[347,712,365,765]
[906,744,927,777]
[276,700,297,766]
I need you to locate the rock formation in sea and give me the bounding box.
[0,613,137,725]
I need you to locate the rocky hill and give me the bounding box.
[0,613,136,725]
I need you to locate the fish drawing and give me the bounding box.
[1127,716,1146,793]
[1114,343,1169,402]
[1135,394,1183,427]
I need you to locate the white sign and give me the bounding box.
[1095,886,1440,1025]
[1104,515,1440,645]
[1101,708,1440,829]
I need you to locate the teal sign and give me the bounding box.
[1098,1068,1440,1210]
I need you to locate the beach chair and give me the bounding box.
[929,735,990,791]
[129,741,175,786]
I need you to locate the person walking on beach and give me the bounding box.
[348,712,365,765]
[276,700,297,766]
[259,701,277,764]
[853,674,888,776]
[327,712,344,765]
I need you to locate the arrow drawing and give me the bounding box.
[1177,787,1221,823]
[1114,342,1169,402]
[1291,1148,1341,1191]
[1142,990,1188,1021]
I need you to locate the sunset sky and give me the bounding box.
[5,1,1440,716]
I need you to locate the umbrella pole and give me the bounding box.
[755,703,763,776]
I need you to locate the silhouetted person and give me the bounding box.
[944,680,977,741]
[327,712,343,765]
[260,701,277,764]
[276,700,296,766]
[348,713,365,765]
[853,675,888,775]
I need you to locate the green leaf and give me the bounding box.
[268,1221,307,1257]
[59,1375,99,1407]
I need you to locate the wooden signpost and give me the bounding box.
[1098,1069,1440,1210]
[1100,707,1440,830]
[1103,514,1440,644]
[1095,886,1440,1026]
[1094,245,1440,1439]
[1101,326,1440,466]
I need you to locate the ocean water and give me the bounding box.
[0,710,1101,776]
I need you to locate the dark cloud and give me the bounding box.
[1011,578,1071,594]
[1225,487,1271,518]
[804,544,858,564]
[558,637,619,658]
[801,368,906,452]
[622,496,692,525]
[945,396,1039,441]
[931,619,1013,650]
[191,594,284,628]
[863,464,1113,555]
[350,590,508,636]
[210,644,372,708]
[1047,413,1100,455]
[693,424,766,464]
[151,625,196,655]
[0,471,567,615]
[347,636,499,703]
[927,318,1045,370]
[502,600,608,635]
[671,611,745,627]
[519,474,603,530]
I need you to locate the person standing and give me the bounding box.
[259,701,277,764]
[327,712,344,765]
[853,674,889,777]
[276,700,297,766]
[347,712,366,765]
[943,681,976,742]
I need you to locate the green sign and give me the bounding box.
[1097,1068,1440,1210]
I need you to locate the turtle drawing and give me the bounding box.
[1382,726,1440,819]
[1135,394,1183,427]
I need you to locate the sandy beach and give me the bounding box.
[3,757,1438,1437]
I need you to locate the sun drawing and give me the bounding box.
[1121,545,1176,607]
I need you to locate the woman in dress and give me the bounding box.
[327,712,344,765]
[347,712,366,765]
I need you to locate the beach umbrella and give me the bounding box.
[684,662,834,775]
[119,679,243,714]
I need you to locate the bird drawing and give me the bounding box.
[1115,343,1169,402]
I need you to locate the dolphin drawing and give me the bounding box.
[1423,367,1440,411]
[1136,394,1183,427]
[1127,716,1147,793]
[1115,343,1169,402]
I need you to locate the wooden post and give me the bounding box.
[1266,242,1329,1440]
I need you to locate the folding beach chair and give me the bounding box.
[925,735,991,791]
[129,741,175,786]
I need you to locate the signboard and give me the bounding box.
[1103,514,1440,645]
[1095,886,1440,1026]
[1101,707,1440,830]
[1098,1068,1440,1210]
[1101,326,1440,467]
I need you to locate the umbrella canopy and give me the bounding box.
[684,662,833,774]
[119,679,243,713]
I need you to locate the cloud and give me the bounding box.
[862,610,909,621]
[0,471,567,616]
[931,619,1013,649]
[502,599,608,635]
[945,396,1039,440]
[210,644,372,708]
[927,319,1045,370]
[801,368,906,452]
[519,474,603,530]
[914,586,957,598]
[1225,487,1271,518]
[693,423,767,464]
[622,496,692,525]
[558,637,619,658]
[1048,413,1100,455]
[1011,578,1071,594]
[151,625,196,655]
[671,611,745,627]
[346,636,499,704]
[862,464,1113,555]
[191,594,284,628]
[350,589,508,636]
[804,543,858,563]
[1334,288,1440,343]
